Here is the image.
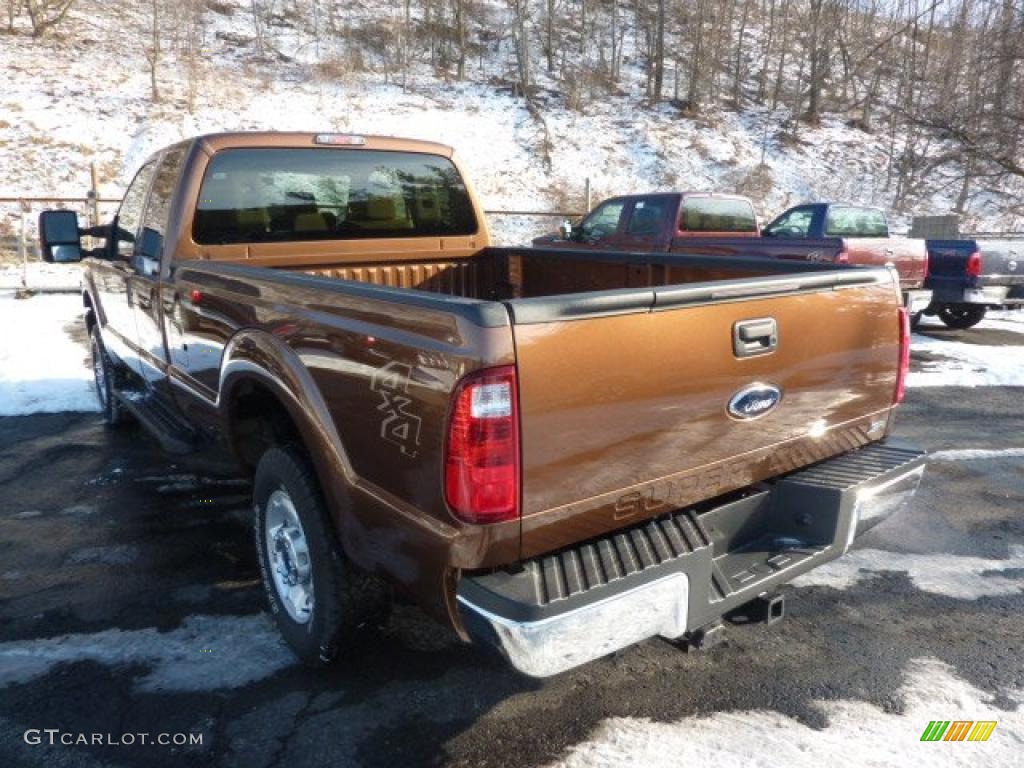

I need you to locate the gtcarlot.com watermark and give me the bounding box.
[24,729,203,747]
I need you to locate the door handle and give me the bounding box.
[733,318,778,358]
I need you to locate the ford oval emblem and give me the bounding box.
[727,383,783,420]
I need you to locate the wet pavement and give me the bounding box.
[0,337,1022,767]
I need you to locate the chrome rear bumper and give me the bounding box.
[458,440,926,678]
[459,574,689,678]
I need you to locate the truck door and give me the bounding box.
[130,144,189,389]
[95,158,158,376]
[577,198,628,249]
[618,196,674,253]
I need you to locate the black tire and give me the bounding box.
[910,311,923,330]
[89,324,126,426]
[938,304,987,330]
[254,445,389,666]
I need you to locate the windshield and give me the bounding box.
[193,148,478,244]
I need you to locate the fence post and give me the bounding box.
[19,199,29,290]
[89,163,100,228]
[585,177,592,213]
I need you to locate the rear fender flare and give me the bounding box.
[218,330,365,565]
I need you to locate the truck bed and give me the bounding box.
[177,247,903,560]
[289,246,873,301]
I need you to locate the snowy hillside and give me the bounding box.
[1,0,1022,246]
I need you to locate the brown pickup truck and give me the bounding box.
[39,132,925,677]
[538,195,932,318]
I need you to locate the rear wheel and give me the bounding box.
[89,325,125,426]
[254,445,388,666]
[938,304,987,329]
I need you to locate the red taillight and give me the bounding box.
[895,307,911,404]
[966,250,982,277]
[444,365,520,524]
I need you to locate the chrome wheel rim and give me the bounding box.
[91,338,107,408]
[264,488,314,624]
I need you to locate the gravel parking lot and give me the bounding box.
[0,295,1022,767]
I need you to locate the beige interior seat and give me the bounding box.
[294,212,328,232]
[356,196,413,230]
[414,190,441,224]
[237,208,270,235]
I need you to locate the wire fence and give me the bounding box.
[0,195,582,263]
[0,194,579,290]
[5,191,1020,287]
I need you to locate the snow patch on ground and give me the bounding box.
[0,614,293,692]
[791,546,1024,600]
[908,333,1024,388]
[977,311,1024,335]
[0,262,83,292]
[0,292,98,415]
[552,658,1023,768]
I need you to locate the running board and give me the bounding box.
[113,390,199,454]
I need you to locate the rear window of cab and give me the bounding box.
[825,206,889,238]
[680,196,758,233]
[193,148,478,245]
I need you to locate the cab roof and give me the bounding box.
[193,132,455,158]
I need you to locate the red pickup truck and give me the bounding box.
[537,196,932,317]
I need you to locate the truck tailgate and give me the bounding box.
[845,238,928,289]
[507,271,901,558]
[978,241,1024,287]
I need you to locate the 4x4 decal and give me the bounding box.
[371,362,423,458]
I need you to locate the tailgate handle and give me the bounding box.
[733,318,778,358]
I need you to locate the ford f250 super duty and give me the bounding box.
[39,133,926,677]
[538,196,931,319]
[922,238,1024,328]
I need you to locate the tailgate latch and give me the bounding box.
[733,317,778,358]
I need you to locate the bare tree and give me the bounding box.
[651,0,664,99]
[177,0,207,112]
[24,0,76,36]
[144,0,161,102]
[510,0,531,93]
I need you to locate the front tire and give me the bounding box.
[938,304,987,329]
[89,325,125,426]
[254,445,388,666]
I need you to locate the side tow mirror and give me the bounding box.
[39,210,83,263]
